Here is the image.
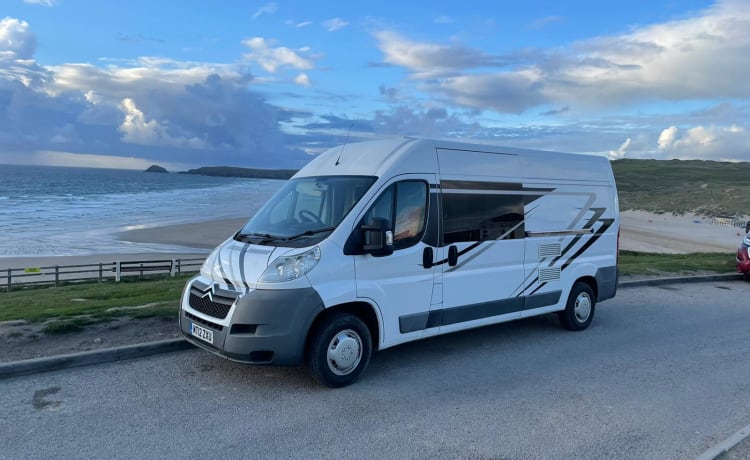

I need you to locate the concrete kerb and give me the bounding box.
[0,338,192,380]
[0,272,745,382]
[619,272,743,288]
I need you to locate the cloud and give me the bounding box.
[433,16,455,24]
[374,30,520,78]
[608,138,631,160]
[650,124,750,160]
[657,126,678,150]
[0,17,36,60]
[540,106,569,116]
[527,16,563,30]
[0,18,312,168]
[242,37,313,73]
[294,21,312,28]
[252,3,277,20]
[375,0,750,112]
[118,98,206,148]
[322,18,349,32]
[294,73,311,86]
[23,0,56,6]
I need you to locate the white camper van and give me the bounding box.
[180,138,619,387]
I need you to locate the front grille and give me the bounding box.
[189,293,233,319]
[185,311,224,331]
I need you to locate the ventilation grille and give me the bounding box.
[539,267,561,282]
[538,243,561,258]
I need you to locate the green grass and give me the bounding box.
[618,250,736,276]
[613,159,750,216]
[0,275,192,323]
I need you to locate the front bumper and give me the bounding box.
[180,284,324,366]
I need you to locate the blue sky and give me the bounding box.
[1,0,748,169]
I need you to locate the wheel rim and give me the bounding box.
[326,329,363,376]
[574,292,592,323]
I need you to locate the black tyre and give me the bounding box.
[744,272,750,282]
[307,313,372,388]
[558,281,596,331]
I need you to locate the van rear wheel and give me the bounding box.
[307,313,372,387]
[558,282,596,331]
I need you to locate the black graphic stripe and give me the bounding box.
[238,244,250,290]
[560,218,615,272]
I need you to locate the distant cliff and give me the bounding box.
[144,165,168,173]
[181,166,297,180]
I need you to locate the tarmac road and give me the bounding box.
[2,281,750,459]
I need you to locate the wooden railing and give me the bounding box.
[0,258,205,292]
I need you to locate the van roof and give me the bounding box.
[295,137,611,181]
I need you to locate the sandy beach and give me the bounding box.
[1,210,744,271]
[619,210,745,254]
[0,218,247,271]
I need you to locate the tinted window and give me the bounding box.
[443,193,524,244]
[362,181,428,250]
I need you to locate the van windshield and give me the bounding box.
[235,176,376,246]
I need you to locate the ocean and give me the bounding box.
[0,164,284,257]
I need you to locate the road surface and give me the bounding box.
[2,281,750,459]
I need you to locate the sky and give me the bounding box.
[1,0,749,170]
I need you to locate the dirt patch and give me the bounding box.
[0,316,180,363]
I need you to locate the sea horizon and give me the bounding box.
[0,164,283,258]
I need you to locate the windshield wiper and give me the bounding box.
[282,227,336,242]
[234,232,277,244]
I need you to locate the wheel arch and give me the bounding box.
[305,301,382,353]
[575,275,598,300]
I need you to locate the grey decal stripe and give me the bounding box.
[217,245,235,289]
[238,244,250,290]
[398,291,562,333]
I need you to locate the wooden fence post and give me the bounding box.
[98,263,103,283]
[115,261,121,282]
[54,266,59,287]
[6,268,10,293]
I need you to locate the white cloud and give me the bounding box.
[527,16,563,30]
[252,3,277,20]
[608,138,631,160]
[23,0,56,6]
[374,30,512,79]
[657,126,678,150]
[118,98,206,149]
[0,17,36,60]
[295,73,311,87]
[376,0,750,112]
[322,18,349,32]
[294,21,312,28]
[433,16,455,24]
[242,37,312,73]
[651,124,750,160]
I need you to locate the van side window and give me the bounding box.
[363,181,428,250]
[442,193,525,244]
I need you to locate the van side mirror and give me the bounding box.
[362,217,394,257]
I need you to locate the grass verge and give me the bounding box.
[0,275,192,323]
[618,250,736,276]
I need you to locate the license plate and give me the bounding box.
[190,323,214,345]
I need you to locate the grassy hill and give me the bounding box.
[612,159,750,217]
[181,166,297,180]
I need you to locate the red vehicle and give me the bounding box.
[737,232,750,280]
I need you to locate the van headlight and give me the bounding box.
[260,247,321,282]
[200,248,221,280]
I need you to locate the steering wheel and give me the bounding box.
[298,209,322,224]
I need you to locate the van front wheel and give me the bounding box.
[559,282,596,331]
[307,313,372,387]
